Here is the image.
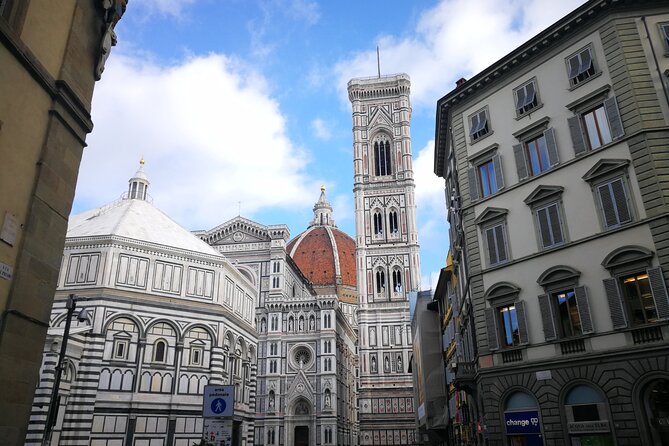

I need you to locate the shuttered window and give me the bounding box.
[484,223,508,266]
[597,178,632,229]
[535,203,565,249]
[469,154,504,200]
[469,109,490,142]
[514,80,538,116]
[514,128,559,181]
[539,286,594,341]
[485,301,529,351]
[566,46,596,87]
[604,267,669,328]
[569,97,624,156]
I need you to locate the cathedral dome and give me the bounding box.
[287,187,357,302]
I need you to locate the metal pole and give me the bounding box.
[43,294,76,446]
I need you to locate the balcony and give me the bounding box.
[632,325,664,344]
[559,338,586,355]
[452,361,476,390]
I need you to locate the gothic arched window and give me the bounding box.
[373,211,384,237]
[389,210,399,235]
[374,138,392,176]
[376,270,386,294]
[392,269,402,293]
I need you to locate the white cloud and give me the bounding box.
[131,0,198,18]
[334,0,588,109]
[311,118,332,141]
[285,0,320,26]
[78,48,314,229]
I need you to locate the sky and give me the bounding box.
[75,0,588,291]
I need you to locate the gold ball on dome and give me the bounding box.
[321,184,326,192]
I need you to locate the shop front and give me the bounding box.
[503,392,544,446]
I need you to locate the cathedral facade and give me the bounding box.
[196,188,359,446]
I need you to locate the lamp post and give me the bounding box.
[43,294,78,446]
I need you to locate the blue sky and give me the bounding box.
[75,0,587,290]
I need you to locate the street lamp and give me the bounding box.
[43,294,88,446]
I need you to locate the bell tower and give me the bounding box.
[348,74,420,445]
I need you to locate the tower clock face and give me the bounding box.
[233,231,244,242]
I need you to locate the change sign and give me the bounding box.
[203,385,234,418]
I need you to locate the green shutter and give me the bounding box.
[574,286,594,334]
[538,294,557,341]
[648,267,669,320]
[544,128,559,167]
[603,278,628,329]
[515,301,530,345]
[568,116,587,156]
[604,96,624,140]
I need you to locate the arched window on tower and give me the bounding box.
[376,270,386,295]
[388,210,399,236]
[392,269,402,294]
[373,211,384,238]
[374,138,392,176]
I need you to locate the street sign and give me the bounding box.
[203,418,233,446]
[203,385,234,418]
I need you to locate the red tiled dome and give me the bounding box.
[287,226,357,288]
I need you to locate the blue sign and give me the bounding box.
[211,398,227,414]
[504,410,541,434]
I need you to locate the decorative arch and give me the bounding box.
[236,265,257,286]
[145,319,180,340]
[182,323,216,345]
[103,314,143,336]
[602,245,653,272]
[537,265,581,288]
[291,397,312,416]
[484,282,521,301]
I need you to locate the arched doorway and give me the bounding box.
[294,426,309,446]
[563,384,613,445]
[286,398,314,446]
[640,378,669,445]
[503,391,544,446]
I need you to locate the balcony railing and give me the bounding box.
[501,349,523,364]
[632,325,664,344]
[560,338,586,355]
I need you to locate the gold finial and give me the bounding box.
[139,157,145,167]
[320,184,326,193]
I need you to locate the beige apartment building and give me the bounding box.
[0,1,126,444]
[434,0,669,444]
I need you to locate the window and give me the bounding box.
[620,273,657,325]
[468,108,490,142]
[484,223,508,266]
[566,45,596,87]
[392,269,402,293]
[270,343,277,355]
[568,97,624,155]
[153,340,167,363]
[388,210,399,235]
[659,23,669,52]
[373,138,392,176]
[269,360,277,373]
[475,208,510,267]
[190,346,203,366]
[270,315,278,331]
[375,270,386,294]
[537,267,594,341]
[484,291,529,351]
[498,304,520,347]
[113,339,129,360]
[582,105,612,149]
[468,154,504,201]
[373,211,384,238]
[583,159,635,231]
[535,202,565,249]
[564,385,613,445]
[324,358,332,372]
[554,289,582,337]
[513,128,559,180]
[596,178,632,228]
[514,79,539,116]
[272,277,279,288]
